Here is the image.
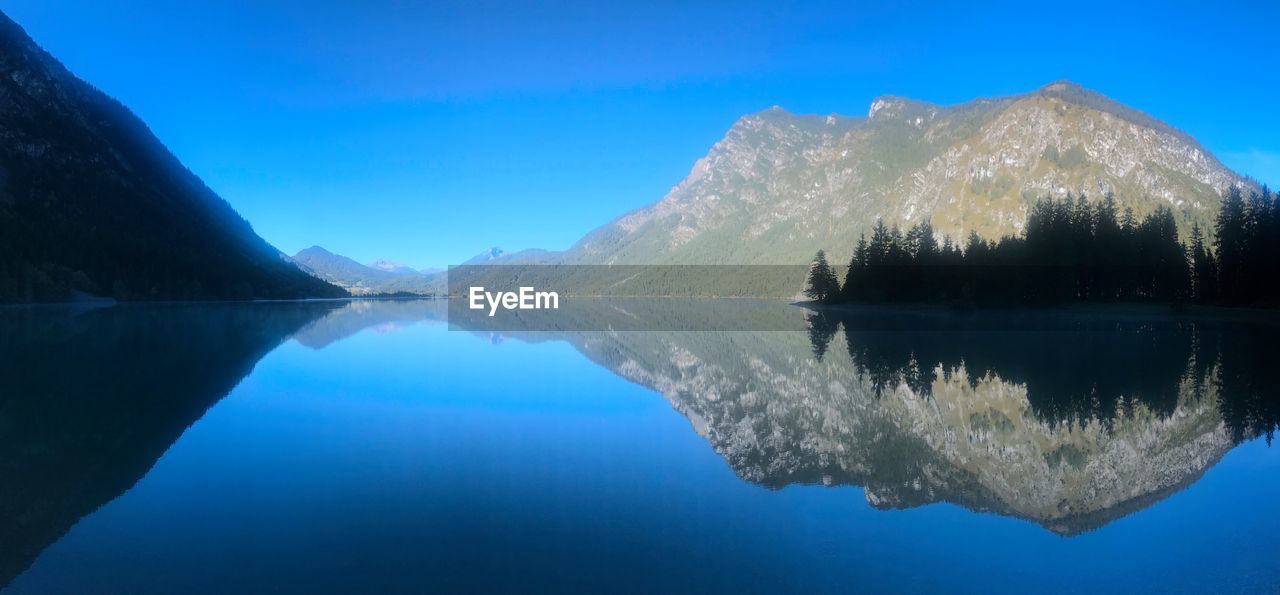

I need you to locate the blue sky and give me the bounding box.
[3,0,1278,268]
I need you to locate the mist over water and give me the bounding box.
[2,300,1278,593]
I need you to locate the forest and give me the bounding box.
[805,187,1280,307]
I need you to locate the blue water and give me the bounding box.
[1,301,1278,593]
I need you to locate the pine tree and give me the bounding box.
[843,234,869,300]
[806,312,840,361]
[1215,186,1248,302]
[805,250,840,303]
[1189,223,1216,303]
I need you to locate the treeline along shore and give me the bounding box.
[805,187,1280,307]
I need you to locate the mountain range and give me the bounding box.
[301,80,1258,292]
[0,11,343,303]
[290,246,443,296]
[293,245,571,296]
[461,246,557,265]
[313,81,1259,276]
[0,5,1264,300]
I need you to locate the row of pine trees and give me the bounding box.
[806,187,1280,306]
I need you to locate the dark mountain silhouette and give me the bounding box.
[0,11,345,302]
[0,302,339,588]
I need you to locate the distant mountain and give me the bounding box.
[292,246,442,295]
[463,247,508,264]
[0,11,345,302]
[461,247,558,265]
[565,81,1255,265]
[294,245,561,297]
[368,260,418,275]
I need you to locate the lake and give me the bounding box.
[1,300,1278,593]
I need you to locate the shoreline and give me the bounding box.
[796,300,1280,326]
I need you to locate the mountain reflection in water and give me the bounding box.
[471,301,1278,534]
[1,299,1277,591]
[0,302,340,587]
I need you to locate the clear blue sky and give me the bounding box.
[3,1,1278,268]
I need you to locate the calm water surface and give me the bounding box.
[1,300,1278,593]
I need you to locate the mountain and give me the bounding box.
[565,81,1255,265]
[0,11,344,303]
[368,260,418,275]
[463,247,508,264]
[460,247,558,265]
[292,246,442,295]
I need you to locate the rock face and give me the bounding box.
[567,82,1253,265]
[0,11,345,302]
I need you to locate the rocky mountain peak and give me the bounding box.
[463,247,506,264]
[1026,79,1190,143]
[297,245,334,258]
[566,82,1253,266]
[735,104,859,136]
[1038,79,1086,95]
[867,94,940,124]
